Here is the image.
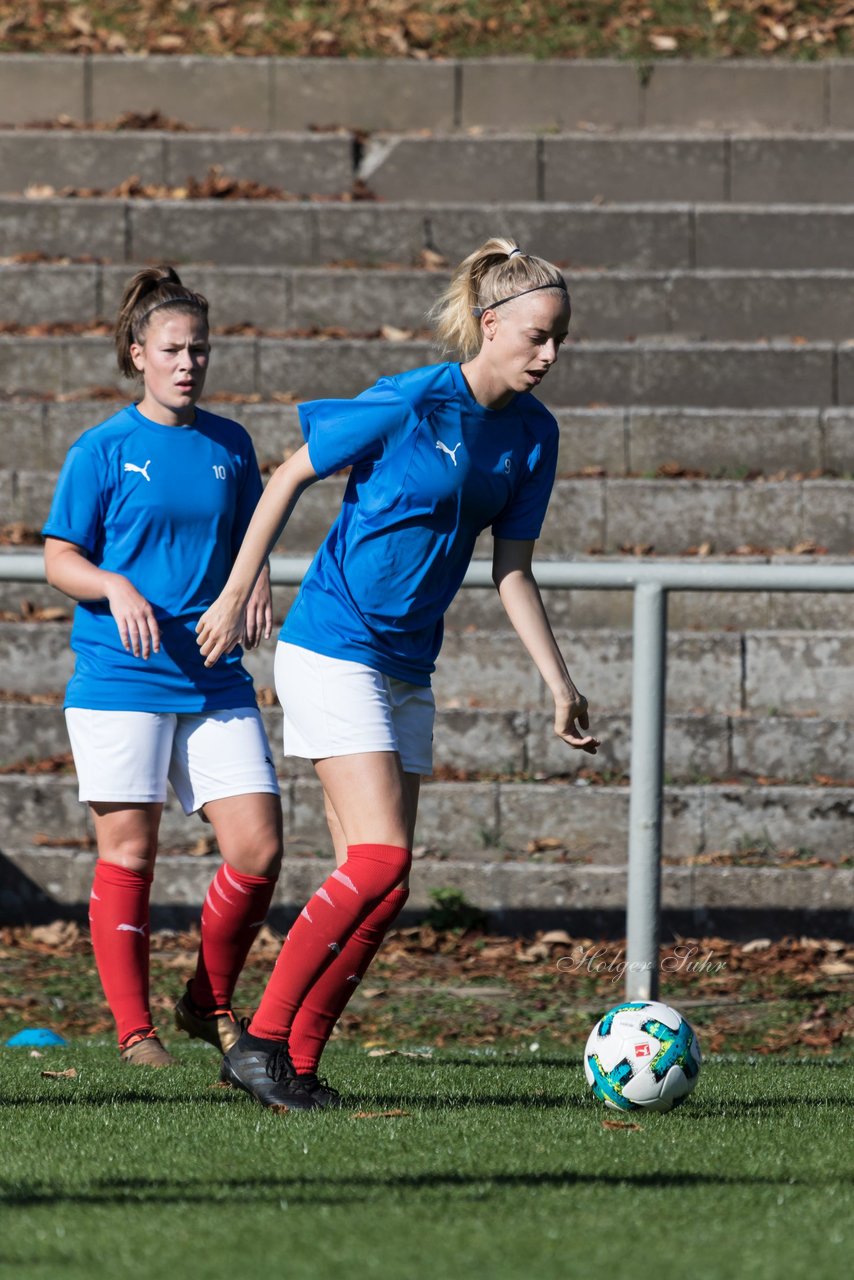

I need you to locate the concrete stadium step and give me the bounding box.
[4,400,851,478]
[1,334,852,409]
[3,549,852,634]
[7,129,854,205]
[1,772,851,861]
[5,263,854,343]
[1,55,850,134]
[6,463,853,555]
[1,699,849,786]
[440,568,854,634]
[7,199,854,271]
[0,130,355,197]
[3,842,854,934]
[5,840,854,934]
[1,621,851,717]
[358,133,854,205]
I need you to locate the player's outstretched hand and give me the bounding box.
[104,575,160,659]
[196,594,245,667]
[242,564,273,651]
[554,692,600,755]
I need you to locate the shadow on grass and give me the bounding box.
[3,1165,854,1209]
[429,1054,854,1072]
[685,1096,854,1116]
[363,1090,854,1113]
[4,1079,854,1113]
[361,1092,587,1109]
[0,1089,231,1108]
[0,1089,587,1111]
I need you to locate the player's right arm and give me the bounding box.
[196,443,319,667]
[44,537,161,659]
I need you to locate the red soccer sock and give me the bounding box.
[248,844,411,1043]
[289,885,410,1075]
[190,863,278,1011]
[88,859,153,1046]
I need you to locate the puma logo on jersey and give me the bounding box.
[124,460,151,482]
[116,922,147,936]
[436,440,462,466]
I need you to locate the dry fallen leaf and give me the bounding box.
[30,832,94,847]
[526,837,567,853]
[28,606,70,622]
[254,925,284,952]
[602,1118,641,1131]
[351,1109,410,1119]
[30,920,81,947]
[367,1048,432,1059]
[188,834,216,857]
[415,247,448,270]
[41,1068,77,1079]
[0,522,41,546]
[516,942,551,963]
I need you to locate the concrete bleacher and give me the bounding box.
[0,55,851,933]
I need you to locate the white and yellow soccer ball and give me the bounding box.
[584,1001,702,1113]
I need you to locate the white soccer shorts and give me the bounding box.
[65,706,280,814]
[275,641,435,777]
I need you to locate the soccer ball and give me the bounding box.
[584,1001,702,1113]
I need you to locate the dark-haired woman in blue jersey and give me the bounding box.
[43,267,283,1067]
[196,239,599,1109]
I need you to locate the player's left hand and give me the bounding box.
[196,593,246,667]
[554,691,600,754]
[242,563,273,650]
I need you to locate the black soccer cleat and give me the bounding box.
[220,1030,321,1111]
[296,1072,345,1109]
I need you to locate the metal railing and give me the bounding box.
[3,550,854,999]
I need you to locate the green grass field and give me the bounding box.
[2,1041,852,1280]
[0,1,850,62]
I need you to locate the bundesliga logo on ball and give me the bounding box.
[584,1001,702,1113]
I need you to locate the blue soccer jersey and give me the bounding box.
[281,361,559,685]
[43,403,263,712]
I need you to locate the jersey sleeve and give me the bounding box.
[491,419,559,541]
[298,378,418,480]
[41,442,107,553]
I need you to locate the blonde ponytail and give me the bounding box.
[429,238,567,360]
[115,265,209,378]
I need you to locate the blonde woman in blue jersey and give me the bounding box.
[196,239,599,1109]
[43,267,283,1067]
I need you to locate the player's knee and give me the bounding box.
[99,846,156,877]
[378,843,412,883]
[227,832,283,879]
[347,842,412,892]
[255,840,283,879]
